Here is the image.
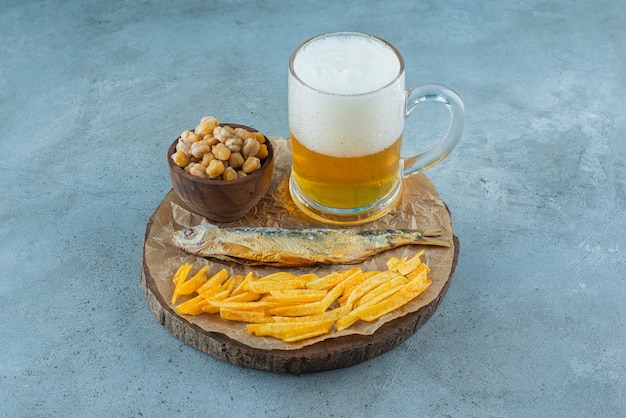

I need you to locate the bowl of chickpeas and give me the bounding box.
[167,116,274,223]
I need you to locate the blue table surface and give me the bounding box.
[1,1,624,416]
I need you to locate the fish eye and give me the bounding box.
[183,228,196,239]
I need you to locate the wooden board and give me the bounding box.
[140,211,459,374]
[141,136,458,373]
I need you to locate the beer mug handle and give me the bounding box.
[403,84,465,175]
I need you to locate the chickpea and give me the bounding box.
[188,162,208,178]
[201,115,219,125]
[228,151,245,169]
[206,159,225,179]
[225,136,243,152]
[178,137,191,149]
[175,140,190,155]
[172,116,268,180]
[213,126,228,142]
[190,140,212,159]
[255,143,269,159]
[180,129,192,140]
[254,131,265,144]
[242,137,261,159]
[236,128,255,140]
[203,134,220,147]
[171,150,190,167]
[242,156,261,173]
[212,143,232,161]
[213,125,235,142]
[187,131,201,144]
[222,166,238,181]
[201,152,215,167]
[195,117,219,135]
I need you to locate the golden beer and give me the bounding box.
[290,133,403,209]
[288,32,406,223]
[288,32,465,224]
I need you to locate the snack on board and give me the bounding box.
[170,250,432,343]
[171,223,449,267]
[171,116,269,180]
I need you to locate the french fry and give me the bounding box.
[201,303,221,315]
[339,270,379,306]
[170,249,434,342]
[345,271,394,307]
[247,278,308,293]
[358,284,406,310]
[175,293,210,316]
[212,287,232,300]
[283,330,330,343]
[342,269,368,292]
[273,305,351,323]
[337,268,429,330]
[201,283,236,314]
[268,301,324,317]
[220,308,275,323]
[320,279,347,310]
[176,265,210,296]
[358,269,431,322]
[259,272,298,281]
[199,282,230,299]
[336,282,402,330]
[171,263,193,304]
[230,271,258,296]
[247,320,334,342]
[335,310,360,331]
[306,268,358,290]
[229,275,244,295]
[386,256,407,272]
[405,262,430,280]
[206,300,278,312]
[172,263,191,285]
[195,268,228,294]
[222,291,261,303]
[221,276,238,297]
[305,272,342,290]
[298,273,318,281]
[356,274,407,307]
[394,250,425,275]
[266,289,327,304]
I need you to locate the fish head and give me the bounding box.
[171,224,217,251]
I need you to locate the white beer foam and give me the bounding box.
[293,35,400,95]
[289,35,405,158]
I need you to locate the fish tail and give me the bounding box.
[412,235,451,247]
[387,229,451,248]
[420,228,444,237]
[413,228,450,247]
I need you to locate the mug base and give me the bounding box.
[288,174,403,226]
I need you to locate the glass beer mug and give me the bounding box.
[288,32,465,225]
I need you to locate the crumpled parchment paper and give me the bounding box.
[143,137,455,350]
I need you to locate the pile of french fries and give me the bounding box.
[170,250,431,343]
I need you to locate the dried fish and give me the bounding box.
[171,223,450,266]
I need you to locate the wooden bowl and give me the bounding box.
[167,124,274,223]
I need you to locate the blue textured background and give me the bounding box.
[1,1,624,416]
